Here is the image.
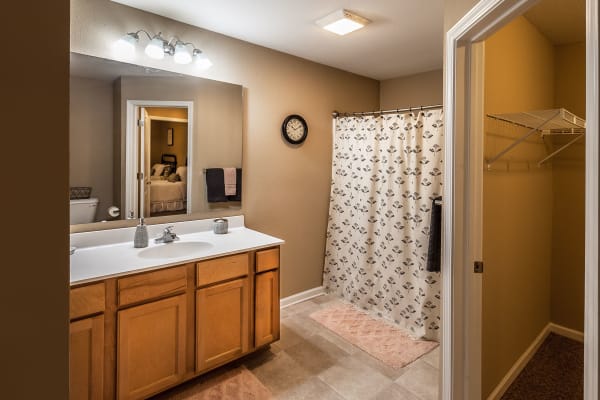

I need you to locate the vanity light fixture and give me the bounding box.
[316,9,371,36]
[113,30,212,68]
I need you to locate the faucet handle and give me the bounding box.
[164,225,175,233]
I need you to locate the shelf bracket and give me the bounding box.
[537,133,584,166]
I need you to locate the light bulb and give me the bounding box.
[112,33,137,59]
[145,36,165,59]
[173,43,192,64]
[194,51,213,70]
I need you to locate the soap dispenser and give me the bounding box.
[134,218,149,248]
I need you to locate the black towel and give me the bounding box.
[226,168,242,202]
[426,196,442,272]
[205,168,228,202]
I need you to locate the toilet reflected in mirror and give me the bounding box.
[69,198,99,224]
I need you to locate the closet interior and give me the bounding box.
[481,0,585,398]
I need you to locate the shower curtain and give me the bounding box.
[323,109,443,341]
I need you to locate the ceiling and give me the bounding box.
[111,0,444,81]
[524,0,586,45]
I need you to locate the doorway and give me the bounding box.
[142,107,189,218]
[125,101,194,220]
[481,5,585,398]
[443,0,598,399]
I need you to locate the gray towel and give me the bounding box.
[205,169,228,202]
[426,196,442,272]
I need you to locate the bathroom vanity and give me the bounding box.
[69,217,283,400]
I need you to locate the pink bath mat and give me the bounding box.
[310,302,438,369]
[152,366,271,399]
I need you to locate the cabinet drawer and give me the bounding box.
[70,282,105,320]
[256,248,279,273]
[117,266,187,307]
[196,253,249,287]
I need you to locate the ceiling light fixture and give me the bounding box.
[192,50,213,70]
[145,33,167,60]
[316,9,371,36]
[112,30,212,69]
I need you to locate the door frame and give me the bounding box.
[443,0,599,399]
[125,100,194,219]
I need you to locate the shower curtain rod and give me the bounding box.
[332,104,443,118]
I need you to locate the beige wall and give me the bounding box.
[380,69,443,110]
[444,0,479,32]
[71,0,380,297]
[551,42,586,332]
[70,76,114,221]
[0,1,70,398]
[483,16,555,398]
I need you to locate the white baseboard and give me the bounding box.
[549,322,584,343]
[280,286,326,309]
[487,322,585,399]
[486,324,551,400]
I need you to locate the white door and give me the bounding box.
[140,108,151,218]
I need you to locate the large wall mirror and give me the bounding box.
[70,52,243,230]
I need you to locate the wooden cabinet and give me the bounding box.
[69,315,104,400]
[117,294,187,400]
[255,248,280,273]
[196,277,250,372]
[117,266,187,307]
[70,282,105,400]
[70,246,280,399]
[255,248,280,347]
[70,283,105,320]
[255,269,280,347]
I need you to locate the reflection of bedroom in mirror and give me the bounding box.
[69,52,243,229]
[141,106,190,218]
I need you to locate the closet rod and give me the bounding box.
[332,104,443,118]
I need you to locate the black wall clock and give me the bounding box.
[282,114,308,144]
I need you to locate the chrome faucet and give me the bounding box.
[155,226,180,243]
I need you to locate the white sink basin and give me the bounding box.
[138,241,213,259]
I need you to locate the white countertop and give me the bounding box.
[70,216,284,285]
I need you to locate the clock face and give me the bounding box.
[282,115,308,144]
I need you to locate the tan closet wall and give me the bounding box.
[482,16,555,398]
[551,42,585,332]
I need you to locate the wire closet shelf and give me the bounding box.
[485,108,586,169]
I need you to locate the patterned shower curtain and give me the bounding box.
[323,109,443,341]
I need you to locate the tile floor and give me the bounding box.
[156,294,440,400]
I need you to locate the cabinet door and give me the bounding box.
[70,315,104,400]
[196,278,249,372]
[255,270,280,347]
[117,294,186,400]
